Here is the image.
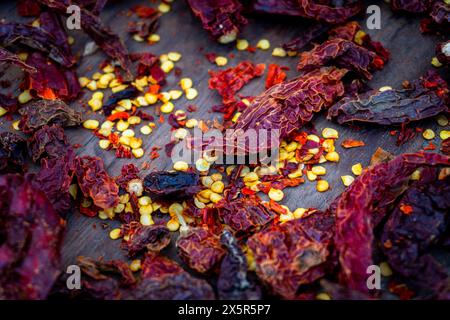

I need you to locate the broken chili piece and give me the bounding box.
[143,171,200,200]
[0,132,27,174]
[121,222,171,257]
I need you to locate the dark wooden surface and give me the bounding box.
[1,0,448,270]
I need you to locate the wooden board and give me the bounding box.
[1,0,448,271]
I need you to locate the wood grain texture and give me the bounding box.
[0,0,448,270]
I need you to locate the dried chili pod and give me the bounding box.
[0,47,36,73]
[381,174,450,297]
[248,210,335,299]
[0,174,65,300]
[177,225,226,274]
[283,23,329,52]
[0,132,27,174]
[217,229,262,300]
[143,171,200,200]
[248,0,363,24]
[121,222,171,257]
[0,22,75,67]
[297,39,376,80]
[19,99,82,134]
[28,124,72,162]
[328,71,449,126]
[390,0,432,13]
[216,195,276,236]
[231,67,347,151]
[187,0,247,44]
[74,155,120,210]
[334,152,450,293]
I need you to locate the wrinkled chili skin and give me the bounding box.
[19,100,82,134]
[0,47,36,73]
[217,195,276,236]
[248,0,363,24]
[217,230,262,300]
[74,156,120,210]
[0,132,27,174]
[177,227,226,274]
[231,67,347,151]
[121,222,171,257]
[334,152,450,293]
[143,171,201,200]
[187,0,247,43]
[390,0,432,13]
[442,138,450,155]
[381,175,450,297]
[328,71,449,126]
[0,174,65,300]
[248,211,335,299]
[28,124,72,162]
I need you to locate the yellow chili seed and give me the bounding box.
[0,107,7,117]
[167,52,182,62]
[316,180,329,192]
[144,93,158,105]
[422,129,435,140]
[436,115,449,126]
[119,136,130,146]
[132,148,144,158]
[130,138,143,149]
[211,181,225,193]
[140,125,152,135]
[431,57,443,68]
[316,293,331,300]
[196,158,210,172]
[201,176,214,188]
[138,196,152,207]
[158,2,171,13]
[18,90,32,104]
[185,88,198,100]
[210,192,223,204]
[160,101,174,113]
[272,47,287,57]
[173,161,189,171]
[341,175,355,187]
[109,228,122,240]
[139,204,153,215]
[210,173,222,181]
[288,169,303,179]
[411,170,421,181]
[243,172,259,183]
[198,189,213,200]
[379,86,392,92]
[380,262,393,277]
[307,134,320,143]
[231,112,241,123]
[130,259,141,272]
[98,211,108,220]
[169,90,183,100]
[174,128,188,140]
[311,166,326,176]
[215,56,228,66]
[167,219,180,232]
[351,163,363,176]
[285,141,298,152]
[148,34,160,43]
[256,39,270,50]
[440,130,450,140]
[83,119,99,130]
[280,212,294,223]
[136,96,148,107]
[112,84,128,93]
[133,34,144,42]
[122,129,135,138]
[169,203,184,216]
[293,208,307,219]
[140,213,154,226]
[98,139,110,149]
[236,39,249,51]
[161,60,174,73]
[186,118,198,128]
[325,151,340,162]
[306,171,317,181]
[268,188,284,202]
[128,116,141,125]
[322,127,339,139]
[180,78,193,90]
[116,120,129,131]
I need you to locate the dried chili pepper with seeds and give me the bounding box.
[28,124,72,162]
[121,222,171,257]
[144,171,201,200]
[0,47,36,73]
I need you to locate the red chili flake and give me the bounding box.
[208,61,265,104]
[341,139,365,149]
[132,5,158,18]
[399,203,414,215]
[204,52,217,63]
[107,111,130,122]
[423,141,437,151]
[265,63,287,89]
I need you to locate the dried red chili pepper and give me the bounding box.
[217,229,262,300]
[115,163,140,190]
[381,173,450,298]
[334,152,450,293]
[0,174,65,299]
[177,226,226,274]
[0,132,27,174]
[121,222,171,257]
[209,61,265,104]
[18,99,82,134]
[248,210,335,298]
[283,23,329,52]
[74,155,120,210]
[265,64,287,89]
[341,138,365,149]
[216,195,276,236]
[28,124,72,162]
[130,52,165,83]
[0,93,18,115]
[328,71,449,126]
[0,47,36,73]
[231,67,347,151]
[390,0,431,13]
[143,171,201,200]
[441,138,450,155]
[187,0,247,43]
[249,0,363,24]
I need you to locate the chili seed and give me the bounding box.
[293,208,306,219]
[215,56,228,66]
[98,139,110,149]
[422,129,435,140]
[210,181,224,193]
[311,166,326,176]
[174,128,188,140]
[140,125,152,135]
[167,52,182,62]
[272,47,287,57]
[114,203,125,213]
[316,180,329,192]
[185,118,198,128]
[322,128,339,139]
[0,107,7,117]
[140,213,154,226]
[379,86,392,92]
[122,129,135,138]
[180,78,193,90]
[243,172,259,183]
[307,134,320,143]
[18,90,32,104]
[316,293,331,300]
[268,188,284,202]
[440,130,450,140]
[307,171,317,181]
[132,148,144,158]
[161,101,175,113]
[210,192,223,204]
[195,158,210,172]
[341,175,355,186]
[169,90,183,100]
[116,120,129,131]
[128,116,141,125]
[431,57,443,68]
[148,34,160,43]
[130,259,141,272]
[185,88,198,100]
[380,262,393,277]
[139,204,153,215]
[167,219,180,232]
[138,196,152,207]
[325,151,340,162]
[173,161,189,171]
[144,93,158,104]
[351,163,363,176]
[411,170,421,180]
[256,39,270,50]
[83,119,99,130]
[236,39,249,51]
[109,228,122,240]
[160,60,174,73]
[436,115,448,126]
